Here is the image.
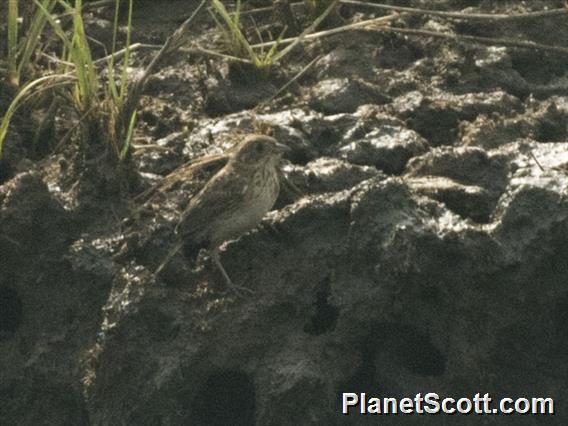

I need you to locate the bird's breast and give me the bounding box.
[210,165,280,245]
[250,165,280,209]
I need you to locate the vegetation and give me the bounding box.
[6,0,57,89]
[209,0,284,71]
[0,0,341,165]
[1,0,135,162]
[304,0,338,19]
[210,0,340,72]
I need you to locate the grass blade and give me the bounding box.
[211,0,259,66]
[7,0,19,86]
[118,0,134,104]
[17,1,57,81]
[0,74,74,158]
[119,110,137,161]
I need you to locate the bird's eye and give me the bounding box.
[255,143,265,153]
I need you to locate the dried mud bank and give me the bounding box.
[2,1,568,425]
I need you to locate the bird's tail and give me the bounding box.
[154,241,184,275]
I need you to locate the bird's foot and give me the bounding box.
[211,250,255,297]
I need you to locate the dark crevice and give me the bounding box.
[314,127,342,154]
[511,52,568,86]
[337,341,406,413]
[0,286,23,337]
[191,370,256,426]
[535,118,567,142]
[140,110,158,127]
[0,162,13,185]
[542,236,568,362]
[304,276,339,335]
[407,110,460,147]
[553,295,568,361]
[390,324,446,377]
[346,323,447,381]
[337,343,378,394]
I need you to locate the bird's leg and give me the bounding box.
[210,248,255,296]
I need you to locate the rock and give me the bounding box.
[474,46,530,97]
[406,146,509,194]
[282,157,382,194]
[339,126,429,174]
[308,78,390,114]
[461,98,568,149]
[314,44,381,80]
[0,173,70,265]
[182,109,318,164]
[390,90,524,146]
[204,76,277,117]
[460,114,533,149]
[0,128,26,184]
[136,131,188,175]
[0,173,104,425]
[8,135,568,425]
[405,146,510,222]
[407,175,492,223]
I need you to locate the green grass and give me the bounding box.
[210,0,339,71]
[107,0,136,160]
[6,0,57,88]
[210,0,283,71]
[7,0,19,87]
[1,0,136,162]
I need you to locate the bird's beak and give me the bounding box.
[273,142,291,153]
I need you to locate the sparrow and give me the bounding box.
[155,134,290,295]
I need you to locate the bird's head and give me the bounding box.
[232,134,290,167]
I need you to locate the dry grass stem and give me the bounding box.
[341,0,568,21]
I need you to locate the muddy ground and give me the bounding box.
[2,0,568,424]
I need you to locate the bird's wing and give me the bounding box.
[133,154,230,203]
[175,166,249,241]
